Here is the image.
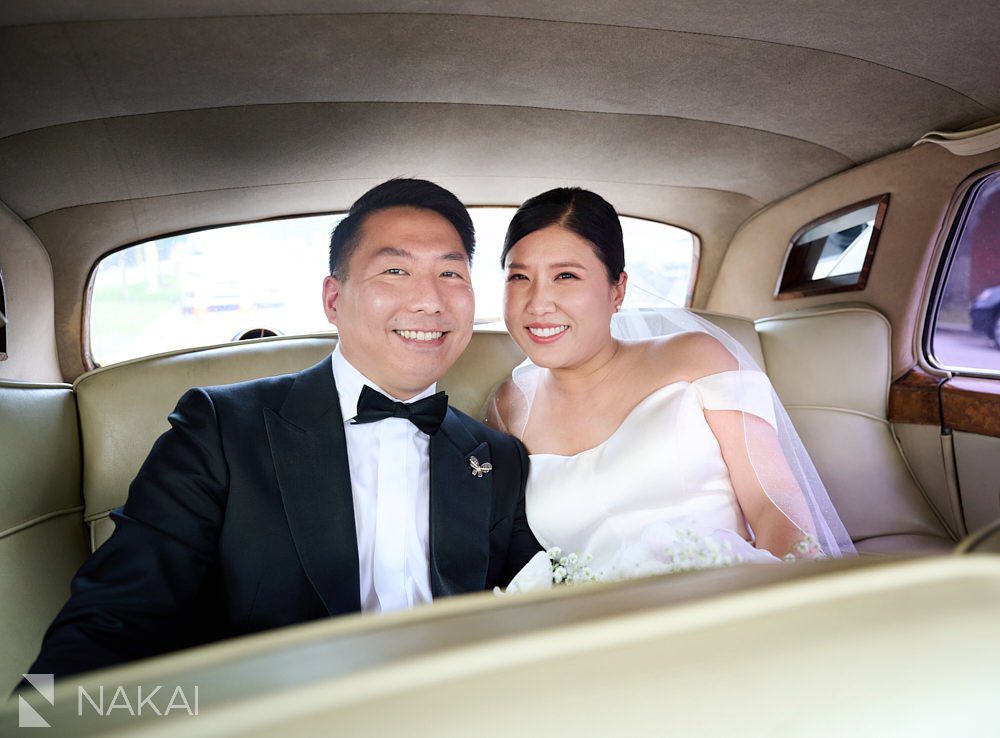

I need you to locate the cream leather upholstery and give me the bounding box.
[7,556,998,733]
[76,335,337,548]
[755,305,953,553]
[692,309,767,370]
[75,331,527,548]
[75,308,948,555]
[0,382,90,695]
[957,518,1000,554]
[3,305,952,695]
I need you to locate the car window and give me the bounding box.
[776,195,888,299]
[928,171,1000,374]
[87,210,695,367]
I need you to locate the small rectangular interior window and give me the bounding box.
[776,194,888,299]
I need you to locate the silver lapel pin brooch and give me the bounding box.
[469,455,493,478]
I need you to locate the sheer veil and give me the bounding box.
[505,306,856,559]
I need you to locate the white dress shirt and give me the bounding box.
[331,346,434,613]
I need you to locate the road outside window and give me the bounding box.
[930,172,1000,373]
[88,210,695,367]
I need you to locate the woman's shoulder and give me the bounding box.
[490,376,521,406]
[484,375,528,434]
[638,330,740,383]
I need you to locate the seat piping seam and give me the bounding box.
[784,404,887,423]
[0,505,85,540]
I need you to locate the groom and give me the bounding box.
[25,179,540,680]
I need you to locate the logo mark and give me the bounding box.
[19,673,54,728]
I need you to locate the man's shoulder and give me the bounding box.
[202,370,299,400]
[447,404,520,448]
[193,358,330,413]
[184,373,289,416]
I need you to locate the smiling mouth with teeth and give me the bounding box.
[527,325,569,338]
[394,329,445,342]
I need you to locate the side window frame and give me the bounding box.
[924,165,1000,378]
[0,268,7,361]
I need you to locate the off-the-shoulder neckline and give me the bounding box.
[526,369,766,459]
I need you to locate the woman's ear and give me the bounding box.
[612,270,627,310]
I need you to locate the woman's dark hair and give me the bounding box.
[329,178,475,278]
[501,188,624,282]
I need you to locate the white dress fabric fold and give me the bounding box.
[522,371,783,586]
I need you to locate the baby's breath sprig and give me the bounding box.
[547,547,598,585]
[782,533,826,562]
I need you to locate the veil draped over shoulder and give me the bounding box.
[505,307,856,559]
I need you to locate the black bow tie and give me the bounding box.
[352,384,448,436]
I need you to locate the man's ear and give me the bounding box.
[322,275,341,326]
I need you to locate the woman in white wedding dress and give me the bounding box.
[486,188,855,588]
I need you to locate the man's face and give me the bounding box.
[322,206,475,400]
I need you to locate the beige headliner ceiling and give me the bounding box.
[1,1,996,223]
[1,1,998,378]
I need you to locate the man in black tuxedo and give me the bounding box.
[26,179,541,680]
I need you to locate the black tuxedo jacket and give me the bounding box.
[28,357,540,679]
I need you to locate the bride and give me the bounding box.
[486,188,855,589]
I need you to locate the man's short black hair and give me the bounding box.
[328,178,475,278]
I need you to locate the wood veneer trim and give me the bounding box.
[889,367,943,426]
[942,377,1000,438]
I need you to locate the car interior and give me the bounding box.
[2,2,1000,734]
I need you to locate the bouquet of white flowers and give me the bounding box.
[498,527,824,595]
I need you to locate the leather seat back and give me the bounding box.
[74,331,526,549]
[693,309,767,370]
[0,382,89,694]
[75,336,337,549]
[957,519,1000,554]
[72,307,954,559]
[755,305,953,553]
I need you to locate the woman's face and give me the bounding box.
[503,225,625,370]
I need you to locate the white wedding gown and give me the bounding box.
[507,370,785,591]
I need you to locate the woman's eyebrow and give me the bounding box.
[505,261,588,270]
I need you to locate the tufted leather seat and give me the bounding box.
[755,305,954,554]
[2,305,956,692]
[26,306,959,556]
[0,382,90,694]
[956,518,1000,554]
[73,331,526,549]
[74,335,338,549]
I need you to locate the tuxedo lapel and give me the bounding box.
[264,358,361,616]
[429,410,492,596]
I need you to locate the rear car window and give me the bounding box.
[776,195,888,299]
[87,209,696,367]
[927,171,1000,373]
